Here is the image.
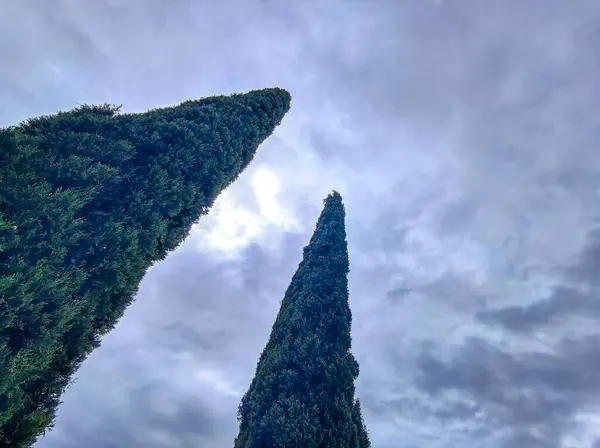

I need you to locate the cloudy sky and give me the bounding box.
[3,0,600,446]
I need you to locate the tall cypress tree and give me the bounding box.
[0,88,291,447]
[235,192,370,448]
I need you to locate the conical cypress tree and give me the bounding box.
[235,192,370,448]
[0,88,291,447]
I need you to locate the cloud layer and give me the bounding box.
[2,1,600,447]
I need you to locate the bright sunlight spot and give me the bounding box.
[194,166,299,257]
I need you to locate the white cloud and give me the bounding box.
[194,368,242,398]
[252,167,296,228]
[191,166,300,258]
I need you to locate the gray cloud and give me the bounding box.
[477,225,600,333]
[1,0,600,447]
[37,231,310,448]
[476,285,590,333]
[415,334,600,447]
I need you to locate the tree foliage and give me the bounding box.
[235,192,370,448]
[0,88,291,447]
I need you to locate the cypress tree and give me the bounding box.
[235,192,370,448]
[0,88,291,447]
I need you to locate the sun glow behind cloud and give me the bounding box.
[191,166,300,257]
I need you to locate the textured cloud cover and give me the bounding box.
[2,0,600,446]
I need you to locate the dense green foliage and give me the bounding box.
[0,88,291,447]
[235,192,370,448]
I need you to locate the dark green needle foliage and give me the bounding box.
[235,192,370,448]
[0,88,291,447]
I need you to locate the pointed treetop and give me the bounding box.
[325,190,342,203]
[322,190,344,218]
[234,191,369,447]
[1,86,291,447]
[244,87,291,105]
[308,190,347,260]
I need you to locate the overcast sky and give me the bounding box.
[3,0,600,447]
